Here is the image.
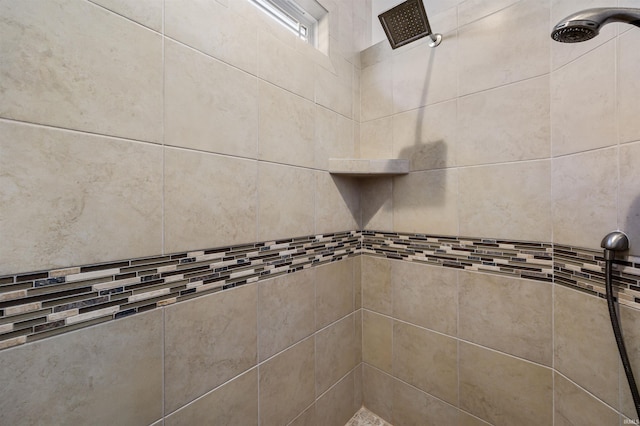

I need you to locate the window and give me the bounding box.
[251,0,327,49]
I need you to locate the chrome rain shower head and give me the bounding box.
[551,7,640,43]
[378,0,442,49]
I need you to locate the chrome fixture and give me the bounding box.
[551,8,640,43]
[600,231,640,419]
[378,0,442,49]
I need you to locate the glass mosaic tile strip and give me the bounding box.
[3,230,640,352]
[0,231,361,351]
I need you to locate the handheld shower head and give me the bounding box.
[551,8,640,43]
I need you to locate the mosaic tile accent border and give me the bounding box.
[362,231,554,282]
[0,231,360,351]
[3,229,640,352]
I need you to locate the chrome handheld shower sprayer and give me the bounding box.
[551,8,640,43]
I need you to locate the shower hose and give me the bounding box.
[604,258,640,420]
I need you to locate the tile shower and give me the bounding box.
[2,1,640,426]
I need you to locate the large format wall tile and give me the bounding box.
[361,60,393,122]
[259,337,316,426]
[164,285,258,414]
[554,284,619,408]
[459,160,551,242]
[457,76,550,166]
[0,310,163,425]
[392,260,458,336]
[258,30,315,101]
[621,305,640,418]
[165,368,259,426]
[164,148,258,253]
[554,373,618,426]
[618,28,640,144]
[362,310,393,373]
[88,0,163,31]
[391,31,457,113]
[316,52,354,119]
[393,321,458,405]
[315,171,360,233]
[392,100,457,171]
[165,0,257,74]
[0,0,163,142]
[315,368,359,426]
[315,105,355,171]
[361,256,392,315]
[0,121,163,276]
[392,378,459,426]
[459,271,552,366]
[619,141,640,257]
[458,0,550,95]
[258,82,316,168]
[164,40,258,158]
[362,364,394,423]
[552,148,617,251]
[393,169,459,236]
[551,40,616,156]
[258,269,315,362]
[459,341,553,426]
[316,313,359,395]
[316,259,355,329]
[258,163,315,241]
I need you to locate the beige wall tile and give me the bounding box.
[459,412,493,426]
[316,53,354,118]
[392,379,459,426]
[316,314,359,395]
[316,259,355,329]
[259,337,316,426]
[458,0,550,95]
[259,81,316,168]
[393,321,458,405]
[620,143,640,257]
[459,160,551,242]
[392,100,457,171]
[361,61,393,121]
[458,0,520,27]
[459,271,552,366]
[289,405,317,426]
[0,121,163,276]
[620,305,640,418]
[554,285,619,408]
[164,40,258,158]
[316,371,358,426]
[164,285,258,414]
[361,179,394,232]
[88,0,163,31]
[0,310,163,425]
[258,163,315,241]
[361,256,392,315]
[393,169,459,236]
[391,31,457,113]
[362,364,394,423]
[164,148,258,253]
[258,30,315,101]
[360,117,393,159]
[0,0,163,142]
[362,310,393,373]
[392,260,457,336]
[315,105,355,170]
[619,29,640,144]
[554,373,619,426]
[457,76,550,166]
[551,41,616,156]
[165,368,258,426]
[552,148,617,250]
[355,258,363,310]
[459,341,553,426]
[315,172,360,234]
[165,0,257,74]
[258,269,315,361]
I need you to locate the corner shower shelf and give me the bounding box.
[328,158,409,177]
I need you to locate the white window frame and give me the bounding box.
[251,0,327,48]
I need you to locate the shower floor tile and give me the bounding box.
[345,407,392,426]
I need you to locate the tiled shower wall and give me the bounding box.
[359,0,640,424]
[0,0,369,424]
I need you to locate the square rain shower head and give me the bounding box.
[378,0,433,49]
